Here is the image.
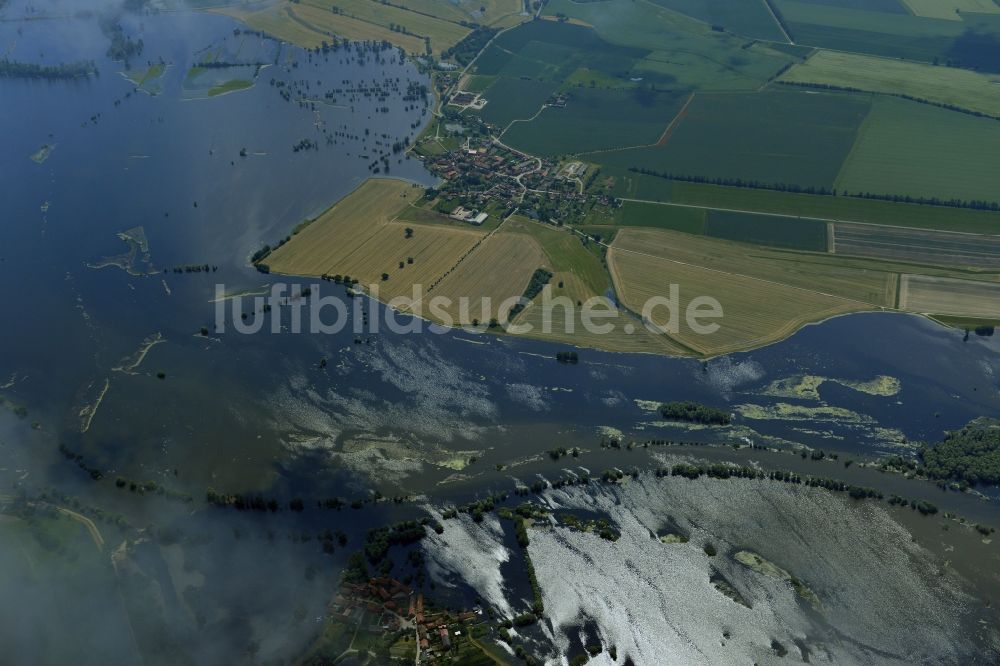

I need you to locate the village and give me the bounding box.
[416,130,619,229]
[327,575,498,664]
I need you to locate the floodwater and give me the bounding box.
[1,0,999,504]
[2,3,1000,664]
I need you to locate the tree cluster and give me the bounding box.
[921,419,1000,486]
[659,400,731,425]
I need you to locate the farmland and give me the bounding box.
[541,0,796,89]
[900,275,1000,317]
[615,201,707,234]
[211,5,329,49]
[502,216,609,299]
[391,0,525,26]
[215,0,478,54]
[834,97,1000,204]
[901,0,1000,21]
[703,210,828,252]
[598,90,870,190]
[771,0,967,62]
[607,229,867,355]
[423,230,547,325]
[265,179,489,303]
[780,50,1000,118]
[502,88,688,156]
[608,181,1000,234]
[300,0,471,53]
[647,0,788,41]
[476,78,560,130]
[608,228,897,307]
[600,223,1000,354]
[832,222,1000,269]
[499,217,689,352]
[251,0,1000,352]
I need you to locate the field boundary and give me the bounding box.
[616,195,1000,239]
[655,92,695,147]
[603,229,875,309]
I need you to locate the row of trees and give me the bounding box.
[629,166,835,196]
[442,27,499,66]
[629,165,1000,211]
[0,58,97,80]
[780,79,1000,122]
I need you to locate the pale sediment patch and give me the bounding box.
[78,378,110,433]
[633,399,661,412]
[736,402,873,424]
[762,374,901,400]
[596,426,624,441]
[113,333,165,374]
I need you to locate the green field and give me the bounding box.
[475,20,647,78]
[781,49,1000,117]
[543,0,796,90]
[617,201,707,233]
[835,97,1000,204]
[774,0,963,58]
[460,74,496,93]
[647,0,787,41]
[477,77,560,129]
[207,78,253,97]
[704,210,829,251]
[773,0,1000,68]
[667,182,1000,234]
[472,20,672,132]
[597,89,871,190]
[503,88,687,155]
[603,202,828,250]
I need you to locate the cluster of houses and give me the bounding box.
[330,576,483,662]
[416,125,627,229]
[412,596,479,658]
[331,577,411,633]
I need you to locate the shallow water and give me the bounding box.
[1,3,999,507]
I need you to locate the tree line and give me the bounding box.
[779,79,1000,122]
[629,166,1000,211]
[0,58,97,80]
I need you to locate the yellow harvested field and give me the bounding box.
[901,0,1000,20]
[266,179,487,301]
[215,0,518,54]
[500,217,684,353]
[899,274,1000,317]
[512,294,689,354]
[292,3,430,53]
[212,5,328,49]
[502,217,609,299]
[612,228,897,307]
[780,50,1000,117]
[360,0,525,27]
[300,0,471,54]
[392,0,470,23]
[608,228,871,355]
[475,0,527,26]
[425,231,547,325]
[213,2,432,53]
